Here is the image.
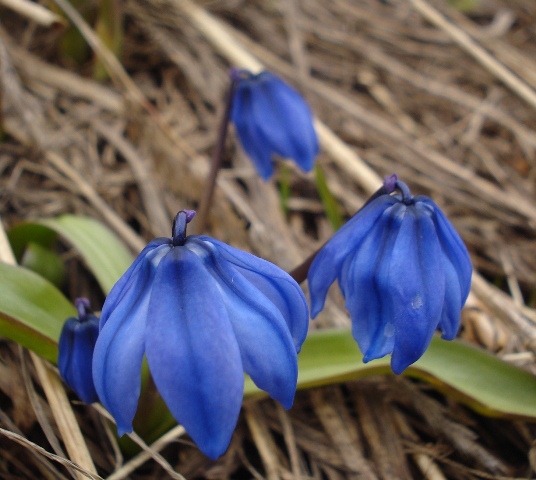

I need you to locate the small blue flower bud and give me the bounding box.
[93,210,309,459]
[231,69,318,180]
[58,298,99,404]
[308,176,472,374]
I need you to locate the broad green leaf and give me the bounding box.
[140,330,536,447]
[9,215,134,294]
[8,223,57,260]
[244,329,536,420]
[0,262,76,362]
[406,337,536,420]
[20,242,66,287]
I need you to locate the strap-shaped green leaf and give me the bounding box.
[245,329,536,420]
[20,242,66,287]
[141,329,536,447]
[0,262,76,362]
[9,215,134,294]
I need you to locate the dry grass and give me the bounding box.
[0,0,535,478]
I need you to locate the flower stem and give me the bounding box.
[395,179,413,204]
[193,74,238,234]
[172,210,196,246]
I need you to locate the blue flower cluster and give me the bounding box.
[59,183,471,457]
[57,70,472,460]
[308,175,472,374]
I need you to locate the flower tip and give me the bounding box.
[390,360,408,376]
[182,209,196,223]
[194,432,233,460]
[229,66,240,80]
[172,210,196,246]
[203,445,227,461]
[390,351,417,375]
[309,304,322,320]
[116,423,133,438]
[308,295,324,320]
[362,350,387,366]
[74,297,91,311]
[440,329,457,342]
[383,174,398,193]
[259,170,273,182]
[279,395,295,411]
[229,67,251,81]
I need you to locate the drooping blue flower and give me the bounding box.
[92,210,309,460]
[58,298,99,404]
[308,175,472,374]
[230,69,318,180]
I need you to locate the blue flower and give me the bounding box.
[92,210,309,460]
[230,69,318,180]
[58,298,99,404]
[308,176,472,374]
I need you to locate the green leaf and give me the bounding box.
[9,215,134,294]
[406,337,536,420]
[20,242,66,287]
[93,0,124,81]
[140,330,536,446]
[244,329,536,420]
[0,262,76,362]
[447,0,479,13]
[278,163,291,218]
[8,223,58,260]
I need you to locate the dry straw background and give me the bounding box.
[0,0,536,478]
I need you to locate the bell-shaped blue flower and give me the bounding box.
[92,210,309,460]
[58,298,99,404]
[308,175,472,374]
[230,69,318,180]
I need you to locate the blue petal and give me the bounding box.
[388,206,446,374]
[187,238,298,409]
[249,73,318,173]
[99,238,169,330]
[145,247,244,460]
[420,197,472,304]
[437,252,463,340]
[231,82,274,180]
[308,195,398,318]
[92,244,170,435]
[58,316,99,404]
[341,203,404,362]
[191,236,309,352]
[415,202,462,340]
